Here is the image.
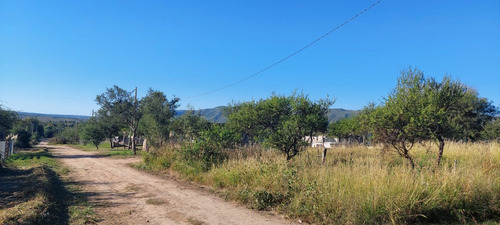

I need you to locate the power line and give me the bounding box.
[186,0,382,99]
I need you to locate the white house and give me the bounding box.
[304,136,339,148]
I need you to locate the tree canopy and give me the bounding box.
[139,89,180,150]
[96,85,142,154]
[227,92,334,160]
[362,68,498,168]
[0,106,18,140]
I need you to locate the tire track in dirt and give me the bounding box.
[45,143,292,225]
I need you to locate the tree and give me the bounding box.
[44,122,58,138]
[0,106,18,140]
[96,108,122,149]
[81,118,106,150]
[482,118,500,142]
[171,109,210,143]
[14,129,31,148]
[363,69,437,168]
[328,117,363,144]
[450,89,498,141]
[420,77,496,166]
[296,95,334,145]
[225,101,260,144]
[96,85,142,154]
[139,89,179,150]
[362,67,496,168]
[227,93,334,160]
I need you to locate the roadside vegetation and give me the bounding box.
[133,67,499,224]
[0,148,97,225]
[139,142,499,224]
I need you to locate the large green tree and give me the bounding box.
[224,101,260,144]
[139,89,179,150]
[227,93,334,160]
[363,68,497,168]
[96,86,142,154]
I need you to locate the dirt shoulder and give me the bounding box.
[46,143,292,225]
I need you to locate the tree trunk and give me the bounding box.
[123,133,127,149]
[436,137,445,167]
[128,133,132,150]
[406,155,415,169]
[402,146,415,169]
[132,134,136,155]
[109,137,114,149]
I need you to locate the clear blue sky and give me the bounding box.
[1,1,499,116]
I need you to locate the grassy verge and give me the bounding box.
[0,148,97,225]
[138,142,500,224]
[69,142,141,157]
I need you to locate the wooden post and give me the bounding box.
[123,132,127,149]
[321,148,327,164]
[143,139,149,153]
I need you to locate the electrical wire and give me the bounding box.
[186,0,381,99]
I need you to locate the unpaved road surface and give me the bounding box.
[45,143,292,225]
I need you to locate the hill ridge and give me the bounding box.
[19,107,359,123]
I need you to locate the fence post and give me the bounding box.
[0,141,6,160]
[9,140,14,156]
[322,148,327,164]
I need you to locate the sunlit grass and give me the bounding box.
[140,142,500,224]
[70,142,141,157]
[1,148,97,224]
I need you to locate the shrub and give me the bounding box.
[14,130,31,148]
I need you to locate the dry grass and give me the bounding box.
[145,198,167,205]
[142,142,500,224]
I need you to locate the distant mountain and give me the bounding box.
[176,106,227,123]
[18,112,90,122]
[327,108,360,123]
[176,106,359,123]
[19,107,359,124]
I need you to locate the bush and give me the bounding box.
[15,130,31,148]
[48,137,68,145]
[254,190,285,210]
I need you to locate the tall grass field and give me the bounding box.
[139,142,500,224]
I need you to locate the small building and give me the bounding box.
[304,136,339,148]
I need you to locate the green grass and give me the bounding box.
[70,142,141,157]
[139,142,500,224]
[5,149,61,171]
[0,148,97,224]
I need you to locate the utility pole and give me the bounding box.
[131,87,138,154]
[134,87,137,103]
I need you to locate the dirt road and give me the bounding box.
[45,143,292,225]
